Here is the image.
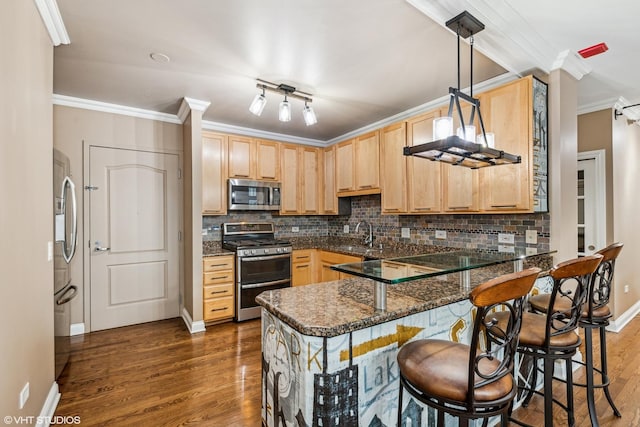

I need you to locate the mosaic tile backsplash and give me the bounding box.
[203,194,550,252]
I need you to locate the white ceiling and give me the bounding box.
[52,0,640,144]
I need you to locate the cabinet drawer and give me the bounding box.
[204,296,234,321]
[203,283,234,299]
[203,271,234,285]
[292,249,314,263]
[203,256,234,272]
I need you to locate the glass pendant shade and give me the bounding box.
[476,132,495,148]
[302,104,317,126]
[433,117,454,140]
[279,98,291,122]
[456,125,476,142]
[249,93,267,116]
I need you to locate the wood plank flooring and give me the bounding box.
[55,316,640,426]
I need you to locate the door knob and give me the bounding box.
[94,241,110,252]
[588,245,596,251]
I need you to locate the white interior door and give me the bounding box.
[89,146,180,331]
[577,156,601,256]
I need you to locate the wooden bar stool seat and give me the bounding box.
[397,268,541,427]
[528,243,623,426]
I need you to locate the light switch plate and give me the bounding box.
[343,224,349,233]
[291,226,300,233]
[401,227,410,238]
[435,230,447,240]
[498,233,515,244]
[526,247,538,256]
[201,229,208,236]
[525,230,538,244]
[498,245,516,253]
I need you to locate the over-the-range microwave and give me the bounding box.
[228,178,281,211]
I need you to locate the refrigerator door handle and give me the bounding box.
[61,176,78,264]
[56,285,78,305]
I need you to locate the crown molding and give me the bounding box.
[34,0,70,46]
[614,96,640,122]
[577,97,618,116]
[177,97,211,123]
[52,94,182,124]
[405,0,591,80]
[201,120,326,147]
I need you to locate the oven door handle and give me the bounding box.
[241,279,290,290]
[240,254,291,262]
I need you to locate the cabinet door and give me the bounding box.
[280,144,299,214]
[322,146,337,214]
[354,131,380,190]
[407,111,442,213]
[228,136,254,178]
[336,140,355,192]
[479,77,532,211]
[293,262,313,286]
[320,261,340,282]
[301,147,319,213]
[256,140,279,181]
[380,122,407,213]
[202,132,228,214]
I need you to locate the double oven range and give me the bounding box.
[222,222,292,321]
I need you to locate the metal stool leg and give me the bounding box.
[397,380,404,426]
[565,357,576,427]
[584,326,599,426]
[522,356,538,407]
[543,357,554,427]
[599,325,622,417]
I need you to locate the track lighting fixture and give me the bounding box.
[403,11,520,168]
[249,79,317,125]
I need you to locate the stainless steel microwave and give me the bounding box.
[228,179,281,211]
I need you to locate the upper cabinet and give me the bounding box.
[336,131,380,196]
[406,111,442,213]
[321,145,338,214]
[280,144,320,215]
[228,136,279,181]
[202,132,228,215]
[380,122,408,213]
[478,76,532,212]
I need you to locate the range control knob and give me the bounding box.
[251,249,257,255]
[277,247,283,253]
[264,248,270,254]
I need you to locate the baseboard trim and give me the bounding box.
[69,323,85,336]
[607,300,640,333]
[181,307,206,334]
[36,382,60,427]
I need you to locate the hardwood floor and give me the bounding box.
[55,316,640,426]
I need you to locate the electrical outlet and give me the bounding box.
[624,285,630,293]
[19,382,29,409]
[435,230,447,240]
[525,230,538,244]
[498,245,516,254]
[526,247,538,256]
[498,233,515,244]
[201,229,208,236]
[343,224,349,233]
[291,226,300,233]
[401,227,410,238]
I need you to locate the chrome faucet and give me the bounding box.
[355,221,374,247]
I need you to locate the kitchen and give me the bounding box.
[3,1,640,426]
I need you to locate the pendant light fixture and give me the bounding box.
[403,11,521,169]
[249,79,317,125]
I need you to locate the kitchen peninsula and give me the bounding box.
[257,249,554,427]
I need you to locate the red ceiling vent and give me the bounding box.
[578,42,609,59]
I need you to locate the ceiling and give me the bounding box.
[52,0,640,145]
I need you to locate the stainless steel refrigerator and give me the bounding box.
[53,149,78,379]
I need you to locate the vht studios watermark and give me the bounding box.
[4,415,81,425]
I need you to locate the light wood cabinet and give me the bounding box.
[335,132,380,196]
[292,249,315,286]
[202,132,228,215]
[279,145,320,215]
[228,137,279,181]
[202,255,235,323]
[479,76,532,212]
[406,111,442,213]
[321,145,338,214]
[380,122,408,213]
[318,251,362,282]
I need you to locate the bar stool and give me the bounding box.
[396,268,541,427]
[529,243,623,426]
[504,254,603,427]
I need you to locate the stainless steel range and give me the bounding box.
[222,222,292,321]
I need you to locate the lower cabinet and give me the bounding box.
[318,250,362,282]
[202,255,235,323]
[292,249,315,286]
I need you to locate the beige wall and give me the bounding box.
[611,116,640,317]
[1,0,55,418]
[53,106,183,330]
[578,109,614,244]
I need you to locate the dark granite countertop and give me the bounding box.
[202,241,233,257]
[256,259,552,338]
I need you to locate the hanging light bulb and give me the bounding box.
[249,86,267,116]
[302,101,317,126]
[279,95,291,122]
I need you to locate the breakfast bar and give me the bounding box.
[257,249,555,427]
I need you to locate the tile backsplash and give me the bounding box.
[203,194,550,251]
